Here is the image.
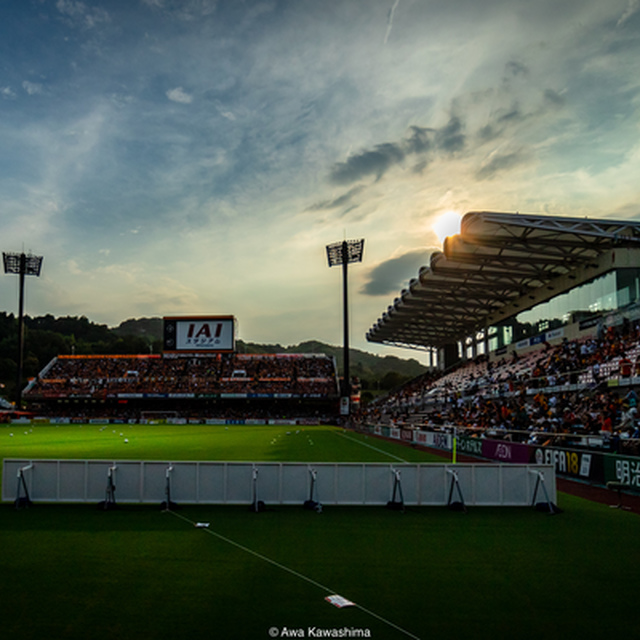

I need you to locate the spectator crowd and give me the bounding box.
[360,319,640,455]
[26,353,339,400]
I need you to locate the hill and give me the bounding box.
[239,339,427,386]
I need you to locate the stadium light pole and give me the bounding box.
[3,252,43,409]
[326,238,364,418]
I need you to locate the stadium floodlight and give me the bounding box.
[3,252,43,276]
[326,238,365,267]
[3,251,44,409]
[326,239,364,418]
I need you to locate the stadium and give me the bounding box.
[2,211,640,640]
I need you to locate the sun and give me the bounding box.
[433,210,462,244]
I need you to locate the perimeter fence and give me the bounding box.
[3,460,555,507]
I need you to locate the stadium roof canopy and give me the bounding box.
[366,211,640,351]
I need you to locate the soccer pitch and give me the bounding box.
[1,424,639,640]
[0,423,442,466]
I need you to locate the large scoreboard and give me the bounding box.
[163,316,236,353]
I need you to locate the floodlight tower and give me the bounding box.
[3,252,43,408]
[326,238,364,417]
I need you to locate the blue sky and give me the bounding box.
[1,0,639,362]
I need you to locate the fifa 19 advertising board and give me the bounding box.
[163,316,236,353]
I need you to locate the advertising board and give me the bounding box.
[163,316,235,353]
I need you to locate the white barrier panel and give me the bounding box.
[2,460,556,506]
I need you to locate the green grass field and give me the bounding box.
[1,423,639,639]
[0,422,442,466]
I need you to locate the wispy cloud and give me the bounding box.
[166,87,193,104]
[306,186,366,212]
[142,0,218,21]
[384,0,401,44]
[617,0,640,27]
[22,81,44,96]
[503,60,529,81]
[475,148,532,181]
[56,0,110,29]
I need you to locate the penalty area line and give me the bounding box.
[167,509,421,640]
[336,430,409,463]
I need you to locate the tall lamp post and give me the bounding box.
[326,238,364,418]
[3,252,43,409]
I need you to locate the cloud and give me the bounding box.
[504,60,529,79]
[166,87,193,104]
[434,115,466,154]
[329,142,406,185]
[306,185,365,212]
[213,100,236,121]
[327,118,462,186]
[66,259,83,276]
[496,104,526,125]
[617,0,640,27]
[478,123,499,142]
[405,125,433,154]
[56,0,86,18]
[141,0,218,21]
[55,0,110,29]
[476,88,565,145]
[22,81,43,95]
[543,89,566,108]
[477,103,527,142]
[475,148,532,181]
[384,0,402,44]
[361,249,433,296]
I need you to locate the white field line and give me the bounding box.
[168,509,421,640]
[336,430,409,463]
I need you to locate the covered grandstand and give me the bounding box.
[367,211,640,368]
[361,211,640,490]
[24,352,340,423]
